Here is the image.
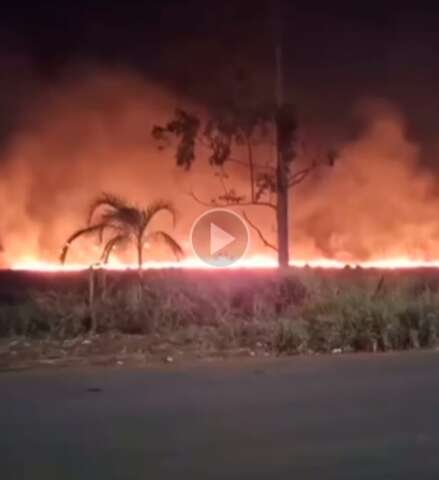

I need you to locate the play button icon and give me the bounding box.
[190,208,250,267]
[210,223,236,256]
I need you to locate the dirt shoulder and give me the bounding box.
[0,333,272,371]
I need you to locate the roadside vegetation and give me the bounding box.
[1,268,439,366]
[60,193,183,269]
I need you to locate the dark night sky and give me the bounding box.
[1,1,439,158]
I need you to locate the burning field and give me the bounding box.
[1,65,439,270]
[2,59,439,369]
[5,6,439,480]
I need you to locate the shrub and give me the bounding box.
[1,269,439,357]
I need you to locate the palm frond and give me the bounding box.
[100,207,143,232]
[143,200,178,228]
[100,233,130,264]
[64,193,182,267]
[87,192,131,226]
[60,223,105,264]
[146,231,184,260]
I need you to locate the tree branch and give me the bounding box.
[242,211,278,252]
[228,158,275,171]
[287,163,318,188]
[217,167,229,198]
[189,190,277,210]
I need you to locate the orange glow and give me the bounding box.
[10,256,439,272]
[1,71,439,271]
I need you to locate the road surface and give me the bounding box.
[1,352,439,479]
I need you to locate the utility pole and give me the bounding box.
[274,0,290,269]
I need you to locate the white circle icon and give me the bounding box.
[190,208,250,267]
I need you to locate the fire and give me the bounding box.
[1,70,439,270]
[10,256,439,272]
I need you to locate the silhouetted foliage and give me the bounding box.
[154,104,334,257]
[152,109,200,170]
[61,193,183,268]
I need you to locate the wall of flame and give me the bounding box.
[1,65,439,271]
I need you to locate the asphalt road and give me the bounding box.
[1,352,439,479]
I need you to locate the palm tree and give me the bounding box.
[60,193,183,270]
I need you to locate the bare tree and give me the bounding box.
[60,193,183,271]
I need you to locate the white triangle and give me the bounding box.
[210,222,236,256]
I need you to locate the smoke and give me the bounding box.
[295,99,439,262]
[0,64,438,266]
[0,66,199,265]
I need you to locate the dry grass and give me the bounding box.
[1,268,439,355]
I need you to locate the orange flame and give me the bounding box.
[10,256,439,272]
[1,70,439,270]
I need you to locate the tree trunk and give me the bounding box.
[136,238,144,287]
[276,155,289,269]
[137,238,143,273]
[135,238,144,303]
[274,60,290,269]
[99,268,107,300]
[274,4,289,270]
[88,266,97,334]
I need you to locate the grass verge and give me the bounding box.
[1,268,439,364]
